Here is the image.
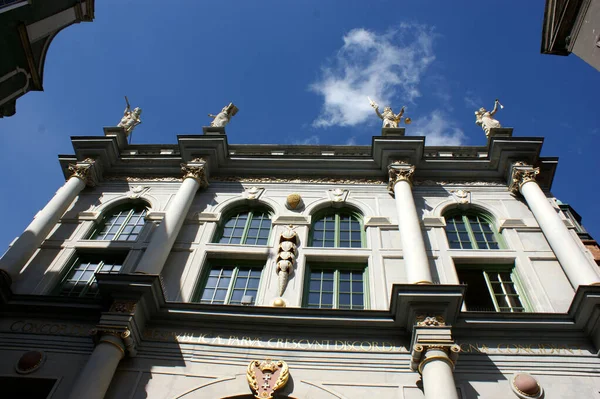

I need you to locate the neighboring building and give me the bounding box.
[541,0,600,71]
[1,125,600,399]
[0,0,95,118]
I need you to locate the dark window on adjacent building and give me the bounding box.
[456,265,526,312]
[304,264,367,309]
[56,254,125,298]
[444,211,502,250]
[194,262,263,305]
[310,209,364,248]
[214,208,272,245]
[89,204,147,241]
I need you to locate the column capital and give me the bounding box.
[89,327,130,357]
[509,161,540,194]
[410,324,460,373]
[387,160,415,192]
[67,158,98,187]
[181,158,209,187]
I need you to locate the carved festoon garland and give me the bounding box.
[181,158,208,187]
[247,359,289,399]
[276,226,299,298]
[109,300,137,313]
[509,161,540,194]
[416,315,446,327]
[387,161,415,192]
[68,158,96,186]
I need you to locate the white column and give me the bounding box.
[136,160,207,275]
[511,163,599,287]
[68,334,125,399]
[420,348,459,399]
[389,162,433,284]
[0,159,94,281]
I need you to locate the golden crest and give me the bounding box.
[247,359,289,399]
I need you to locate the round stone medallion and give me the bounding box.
[285,193,303,210]
[272,298,286,307]
[16,351,45,374]
[511,373,542,398]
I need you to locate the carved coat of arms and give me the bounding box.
[247,359,289,399]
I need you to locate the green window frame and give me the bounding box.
[89,204,148,241]
[309,209,364,248]
[214,208,272,245]
[303,263,368,309]
[456,264,529,312]
[56,255,125,298]
[193,261,264,305]
[444,211,503,250]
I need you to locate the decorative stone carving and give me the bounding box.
[285,193,303,210]
[416,315,446,327]
[275,226,299,297]
[15,351,45,374]
[213,176,387,185]
[245,186,264,200]
[109,300,137,313]
[369,97,411,128]
[208,102,238,127]
[247,359,289,399]
[328,188,348,203]
[117,96,142,137]
[451,189,471,205]
[126,185,150,199]
[181,158,209,187]
[388,161,415,192]
[475,99,502,138]
[68,158,97,186]
[509,161,540,194]
[90,327,136,356]
[511,373,543,398]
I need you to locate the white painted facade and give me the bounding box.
[1,127,599,398]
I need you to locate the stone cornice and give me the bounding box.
[60,131,558,190]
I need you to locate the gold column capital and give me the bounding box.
[181,158,208,187]
[509,161,540,194]
[67,158,97,186]
[387,160,415,193]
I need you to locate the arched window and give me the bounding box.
[89,203,148,241]
[310,208,364,248]
[444,210,502,250]
[214,207,272,245]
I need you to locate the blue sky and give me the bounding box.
[1,0,599,247]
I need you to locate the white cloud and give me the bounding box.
[310,25,436,128]
[463,91,482,109]
[409,110,466,146]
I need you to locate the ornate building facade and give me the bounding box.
[0,125,599,398]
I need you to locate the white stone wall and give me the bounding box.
[11,179,599,313]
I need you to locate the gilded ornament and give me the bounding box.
[247,359,289,399]
[272,298,286,307]
[509,162,540,194]
[387,161,415,192]
[416,315,446,327]
[286,193,303,210]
